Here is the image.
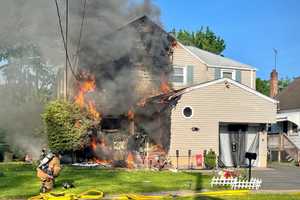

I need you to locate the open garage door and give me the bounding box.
[219,124,259,167]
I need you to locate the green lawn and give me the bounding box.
[0,162,211,199]
[1,163,300,200]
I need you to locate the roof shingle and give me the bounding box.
[185,46,255,70]
[277,77,300,110]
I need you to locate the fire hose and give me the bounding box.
[28,189,249,200]
[28,190,104,200]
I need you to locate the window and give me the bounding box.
[172,66,186,85]
[182,106,193,118]
[223,71,233,79]
[287,122,299,136]
[292,124,299,134]
[221,69,236,80]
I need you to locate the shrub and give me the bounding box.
[204,149,216,169]
[42,100,92,153]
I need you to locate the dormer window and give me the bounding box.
[221,69,236,80]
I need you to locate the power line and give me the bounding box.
[73,0,87,66]
[65,0,69,99]
[54,0,79,81]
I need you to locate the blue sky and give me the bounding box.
[155,0,300,80]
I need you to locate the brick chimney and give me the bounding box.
[270,69,278,98]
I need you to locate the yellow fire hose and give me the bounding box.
[78,190,104,200]
[195,190,249,197]
[113,190,249,200]
[28,192,76,200]
[113,194,167,200]
[28,190,104,200]
[29,189,249,200]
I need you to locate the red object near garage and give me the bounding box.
[195,153,203,167]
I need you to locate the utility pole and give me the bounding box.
[64,0,69,100]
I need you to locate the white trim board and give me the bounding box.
[169,78,278,104]
[172,65,187,86]
[207,65,257,71]
[220,68,236,80]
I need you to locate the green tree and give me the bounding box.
[0,45,55,103]
[279,77,292,92]
[256,77,292,97]
[42,100,92,152]
[256,78,270,96]
[173,27,226,54]
[0,44,56,159]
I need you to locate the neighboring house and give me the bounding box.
[276,77,300,140]
[168,42,277,168]
[171,43,257,89]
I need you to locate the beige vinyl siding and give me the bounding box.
[169,81,277,158]
[172,45,257,89]
[207,67,256,89]
[207,67,215,81]
[172,45,208,89]
[241,70,253,88]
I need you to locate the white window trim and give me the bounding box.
[182,106,193,119]
[172,66,187,86]
[221,69,236,80]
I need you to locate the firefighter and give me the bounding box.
[40,148,47,160]
[37,150,61,192]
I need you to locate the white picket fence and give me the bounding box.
[211,176,262,190]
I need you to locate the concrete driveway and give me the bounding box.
[253,163,300,190]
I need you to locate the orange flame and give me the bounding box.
[127,152,134,169]
[90,137,112,165]
[88,101,101,121]
[74,73,101,121]
[127,109,135,120]
[160,73,171,94]
[91,137,97,151]
[74,76,96,108]
[93,159,111,164]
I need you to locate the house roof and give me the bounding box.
[183,45,256,71]
[101,16,255,71]
[115,15,166,34]
[169,78,278,104]
[277,77,300,111]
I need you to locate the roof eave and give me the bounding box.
[177,42,256,71]
[207,64,257,71]
[169,78,278,104]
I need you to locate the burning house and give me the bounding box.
[56,14,277,169]
[56,15,177,168]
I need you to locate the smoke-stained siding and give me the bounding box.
[169,81,276,161]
